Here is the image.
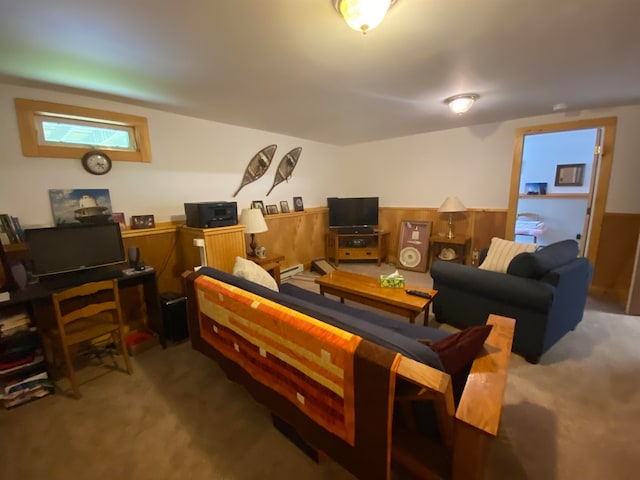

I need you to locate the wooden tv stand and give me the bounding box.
[326,229,389,266]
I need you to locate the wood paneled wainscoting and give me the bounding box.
[379,207,507,265]
[591,212,640,305]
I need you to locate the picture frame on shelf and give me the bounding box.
[280,201,290,213]
[251,201,265,215]
[48,188,112,226]
[555,163,586,186]
[293,196,304,212]
[265,204,278,215]
[524,182,548,195]
[111,212,126,231]
[131,214,155,230]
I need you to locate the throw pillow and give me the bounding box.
[232,256,279,292]
[478,237,537,273]
[431,324,493,377]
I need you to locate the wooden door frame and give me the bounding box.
[506,117,617,266]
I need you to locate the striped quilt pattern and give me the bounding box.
[195,275,360,445]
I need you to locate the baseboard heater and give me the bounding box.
[280,263,304,280]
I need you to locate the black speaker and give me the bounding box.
[128,247,144,270]
[160,292,188,342]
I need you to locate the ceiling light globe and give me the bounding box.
[445,94,479,114]
[335,0,393,34]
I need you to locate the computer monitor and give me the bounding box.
[25,223,125,277]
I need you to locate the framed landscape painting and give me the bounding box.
[49,189,112,226]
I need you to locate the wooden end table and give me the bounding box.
[428,235,471,269]
[314,270,436,324]
[248,253,285,285]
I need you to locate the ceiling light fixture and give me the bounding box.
[333,0,397,34]
[445,94,479,114]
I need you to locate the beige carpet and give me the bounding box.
[1,263,639,479]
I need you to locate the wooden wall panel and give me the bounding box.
[591,213,640,303]
[122,226,180,293]
[261,207,328,269]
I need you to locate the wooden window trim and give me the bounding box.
[14,98,152,163]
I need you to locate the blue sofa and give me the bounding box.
[185,266,514,479]
[430,239,593,363]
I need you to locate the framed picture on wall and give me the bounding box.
[396,220,432,272]
[280,201,290,213]
[555,163,586,186]
[251,201,265,215]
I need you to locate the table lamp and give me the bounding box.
[438,196,467,239]
[239,208,268,257]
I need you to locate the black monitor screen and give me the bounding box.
[327,197,379,227]
[25,223,125,277]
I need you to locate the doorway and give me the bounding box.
[506,117,617,266]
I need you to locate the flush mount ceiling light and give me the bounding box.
[445,94,479,114]
[333,0,398,34]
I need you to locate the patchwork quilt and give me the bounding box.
[194,275,400,480]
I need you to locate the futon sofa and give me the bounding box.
[185,266,515,480]
[431,239,592,363]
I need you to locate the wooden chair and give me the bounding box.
[47,279,133,398]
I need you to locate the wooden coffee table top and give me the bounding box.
[314,270,436,314]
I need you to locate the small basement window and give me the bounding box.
[15,98,152,162]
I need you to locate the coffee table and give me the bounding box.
[314,270,436,324]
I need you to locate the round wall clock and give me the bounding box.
[81,150,112,175]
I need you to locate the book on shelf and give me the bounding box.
[0,214,23,244]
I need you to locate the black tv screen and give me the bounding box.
[25,223,125,277]
[327,197,379,227]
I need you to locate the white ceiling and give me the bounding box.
[1,0,639,145]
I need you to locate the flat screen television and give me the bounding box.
[25,223,125,277]
[327,197,379,230]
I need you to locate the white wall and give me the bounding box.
[1,82,639,229]
[340,106,640,212]
[0,84,345,227]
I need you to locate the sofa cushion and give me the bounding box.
[280,283,450,343]
[232,256,279,291]
[507,239,579,279]
[478,237,537,273]
[431,325,492,377]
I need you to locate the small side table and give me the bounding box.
[248,253,285,285]
[428,236,471,269]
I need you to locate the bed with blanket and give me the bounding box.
[185,263,515,480]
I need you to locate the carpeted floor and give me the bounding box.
[1,263,639,479]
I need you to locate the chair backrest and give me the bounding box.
[52,279,123,330]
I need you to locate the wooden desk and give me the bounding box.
[248,253,285,285]
[314,270,436,324]
[5,267,164,347]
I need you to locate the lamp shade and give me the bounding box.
[239,208,268,234]
[438,196,467,213]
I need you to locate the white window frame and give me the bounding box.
[15,98,152,163]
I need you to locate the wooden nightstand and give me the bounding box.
[248,253,285,285]
[428,236,471,269]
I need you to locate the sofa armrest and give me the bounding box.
[431,260,554,312]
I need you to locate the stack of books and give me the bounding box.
[0,213,23,245]
[0,311,54,408]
